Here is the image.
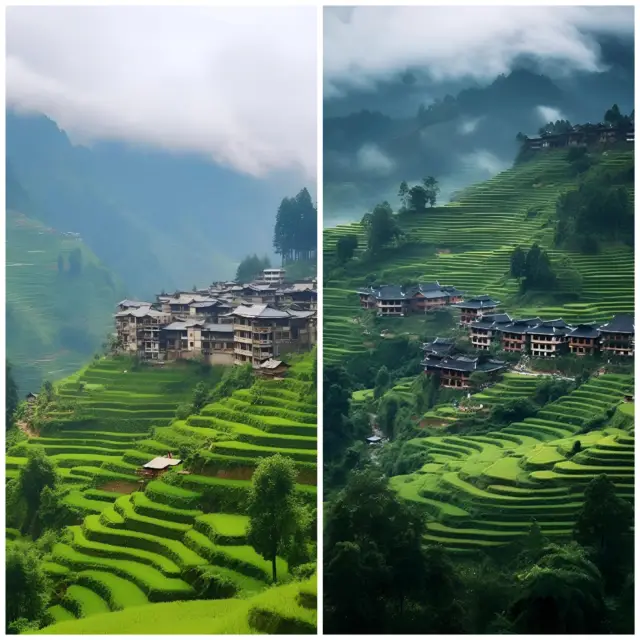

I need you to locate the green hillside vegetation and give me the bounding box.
[6,353,317,633]
[6,209,123,394]
[324,147,634,366]
[35,577,317,635]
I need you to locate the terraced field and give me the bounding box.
[7,354,317,630]
[37,577,317,634]
[6,209,123,393]
[324,149,634,364]
[390,374,634,552]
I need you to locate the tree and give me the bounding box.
[574,474,633,587]
[336,235,358,264]
[246,454,302,583]
[6,361,19,431]
[236,254,270,283]
[468,371,489,391]
[398,180,409,210]
[6,541,50,632]
[366,202,401,254]
[509,543,606,634]
[191,382,209,414]
[324,365,354,460]
[324,471,429,633]
[374,365,390,400]
[408,185,428,212]
[378,395,400,440]
[273,188,317,264]
[510,246,527,280]
[423,176,440,207]
[67,248,83,276]
[18,448,58,535]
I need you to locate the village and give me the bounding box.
[357,282,634,391]
[114,267,317,373]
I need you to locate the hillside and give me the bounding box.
[6,203,123,394]
[6,111,310,296]
[324,64,634,218]
[35,578,316,634]
[323,147,634,365]
[7,353,317,632]
[390,376,634,552]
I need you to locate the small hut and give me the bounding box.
[138,455,182,481]
[25,392,39,403]
[366,435,383,446]
[258,359,290,378]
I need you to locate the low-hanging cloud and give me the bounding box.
[7,6,317,179]
[356,143,395,175]
[537,105,567,123]
[324,6,633,96]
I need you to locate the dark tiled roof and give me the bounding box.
[599,314,635,334]
[470,313,513,330]
[499,317,542,333]
[453,295,500,309]
[568,324,600,339]
[526,322,571,337]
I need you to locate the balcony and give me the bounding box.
[235,335,252,344]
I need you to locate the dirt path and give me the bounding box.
[16,419,39,439]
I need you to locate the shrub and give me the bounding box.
[182,565,238,599]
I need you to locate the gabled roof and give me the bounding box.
[230,304,293,319]
[498,317,542,333]
[599,314,634,334]
[163,320,205,331]
[452,295,500,309]
[260,359,289,369]
[470,313,513,330]
[202,323,234,333]
[568,324,600,339]
[190,299,222,309]
[115,306,166,319]
[526,321,572,336]
[422,337,455,357]
[118,299,151,309]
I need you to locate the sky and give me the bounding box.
[324,6,634,97]
[6,6,317,180]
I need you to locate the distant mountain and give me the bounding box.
[324,58,634,222]
[6,166,124,393]
[6,111,305,298]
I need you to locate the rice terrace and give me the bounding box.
[323,101,635,632]
[7,353,317,634]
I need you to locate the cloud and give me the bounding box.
[6,6,317,179]
[537,105,567,123]
[324,6,633,96]
[356,143,395,175]
[458,117,483,135]
[459,150,510,178]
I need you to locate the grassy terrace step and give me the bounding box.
[68,525,181,576]
[83,514,206,570]
[76,570,150,611]
[46,605,77,625]
[63,491,114,515]
[131,492,202,524]
[36,577,317,635]
[211,440,317,463]
[113,495,193,540]
[194,513,249,545]
[144,480,202,510]
[63,585,111,618]
[183,529,287,584]
[52,543,195,601]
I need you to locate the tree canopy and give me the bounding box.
[6,360,19,431]
[235,254,271,283]
[273,188,317,264]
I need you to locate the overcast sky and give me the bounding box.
[324,6,634,96]
[7,6,317,179]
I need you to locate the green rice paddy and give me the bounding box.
[324,149,634,364]
[8,354,317,631]
[390,375,634,552]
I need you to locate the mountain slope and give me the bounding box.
[6,169,123,393]
[6,111,307,297]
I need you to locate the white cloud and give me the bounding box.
[458,117,483,135]
[6,6,317,179]
[324,6,633,96]
[537,105,567,123]
[459,150,510,178]
[356,143,395,175]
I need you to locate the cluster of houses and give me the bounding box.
[357,282,464,316]
[114,269,317,370]
[421,338,506,389]
[523,122,634,151]
[468,312,634,359]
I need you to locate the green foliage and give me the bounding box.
[519,243,557,292]
[335,235,358,264]
[6,540,51,632]
[6,360,19,430]
[246,454,302,583]
[362,202,401,254]
[18,447,59,535]
[273,188,317,263]
[323,365,354,461]
[509,246,526,279]
[373,365,390,400]
[235,254,271,283]
[538,119,572,136]
[209,364,254,403]
[182,565,238,599]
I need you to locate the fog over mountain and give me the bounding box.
[323,6,634,223]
